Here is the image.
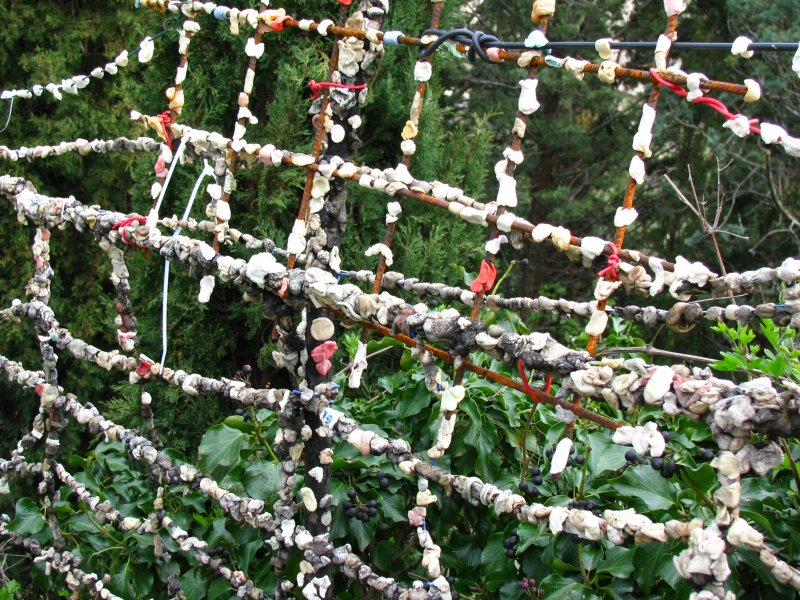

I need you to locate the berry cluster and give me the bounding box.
[503,529,519,558]
[343,488,379,522]
[568,499,601,517]
[544,445,586,466]
[376,469,390,489]
[520,446,587,496]
[518,465,542,497]
[696,447,715,462]
[624,445,684,478]
[518,577,540,596]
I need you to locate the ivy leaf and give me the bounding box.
[604,466,675,511]
[348,515,377,551]
[448,531,482,570]
[633,541,669,593]
[372,540,407,573]
[180,569,208,600]
[586,432,628,476]
[538,573,591,599]
[7,498,46,535]
[380,492,408,523]
[395,380,432,419]
[517,522,551,553]
[480,532,515,592]
[242,461,281,502]
[596,546,634,578]
[197,424,247,476]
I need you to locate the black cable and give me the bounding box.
[418,26,799,63]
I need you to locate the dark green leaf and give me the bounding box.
[538,573,589,599]
[605,467,675,511]
[7,498,46,535]
[181,569,208,600]
[242,460,281,502]
[395,380,432,419]
[597,546,634,578]
[198,424,247,475]
[480,533,515,592]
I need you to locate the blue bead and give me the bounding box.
[383,31,404,46]
[213,6,228,21]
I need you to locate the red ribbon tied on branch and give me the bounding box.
[156,110,174,150]
[112,215,148,250]
[469,259,497,294]
[649,69,761,135]
[308,80,368,100]
[596,242,620,280]
[518,359,553,409]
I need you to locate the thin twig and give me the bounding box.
[333,345,396,379]
[781,439,800,496]
[595,345,715,364]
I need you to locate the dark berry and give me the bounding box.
[446,576,455,585]
[528,486,539,496]
[358,511,370,522]
[661,431,672,442]
[451,593,460,600]
[697,448,714,462]
[505,548,516,558]
[651,457,664,471]
[532,475,543,486]
[377,470,385,478]
[511,528,518,536]
[367,499,378,508]
[520,258,530,266]
[660,461,678,478]
[531,466,541,476]
[545,447,554,458]
[368,507,378,517]
[347,489,357,499]
[625,449,638,463]
[343,500,353,510]
[567,457,573,466]
[503,537,515,549]
[575,454,585,464]
[345,507,356,517]
[240,364,252,376]
[509,534,519,545]
[571,534,582,543]
[585,501,596,511]
[519,481,529,493]
[380,477,390,488]
[569,446,576,455]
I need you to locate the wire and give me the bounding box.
[418,27,800,62]
[0,97,14,133]
[160,159,213,371]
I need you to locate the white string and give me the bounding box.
[0,98,14,133]
[160,159,213,371]
[147,137,187,230]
